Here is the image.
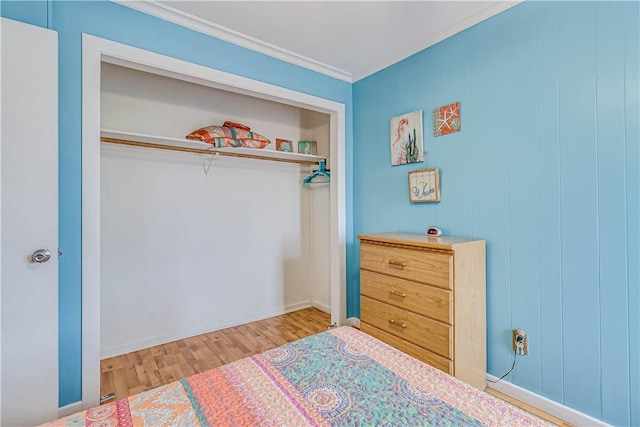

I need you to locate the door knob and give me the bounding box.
[31,249,51,263]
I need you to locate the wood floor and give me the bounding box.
[101,307,331,400]
[101,307,570,426]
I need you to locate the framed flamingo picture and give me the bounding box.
[390,110,424,166]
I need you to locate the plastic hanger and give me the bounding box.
[303,160,330,185]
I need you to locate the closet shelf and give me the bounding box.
[100,129,327,165]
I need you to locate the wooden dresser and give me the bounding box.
[358,232,486,389]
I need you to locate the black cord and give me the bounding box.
[487,349,517,383]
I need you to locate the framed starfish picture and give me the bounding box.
[433,102,461,137]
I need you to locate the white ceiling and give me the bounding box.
[118,1,519,82]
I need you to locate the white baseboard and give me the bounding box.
[284,301,313,313]
[486,375,610,426]
[58,401,84,418]
[310,300,330,314]
[345,317,360,328]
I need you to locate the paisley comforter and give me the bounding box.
[45,327,550,426]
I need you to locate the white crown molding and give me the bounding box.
[486,374,611,426]
[113,1,520,84]
[112,0,352,82]
[351,1,522,82]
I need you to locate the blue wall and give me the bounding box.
[2,0,353,407]
[353,1,638,425]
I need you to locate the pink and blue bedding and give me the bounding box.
[44,327,550,426]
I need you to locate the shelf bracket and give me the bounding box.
[201,150,219,175]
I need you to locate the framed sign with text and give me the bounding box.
[408,168,440,203]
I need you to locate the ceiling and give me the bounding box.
[117,1,519,82]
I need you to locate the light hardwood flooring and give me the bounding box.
[101,307,570,426]
[101,307,331,400]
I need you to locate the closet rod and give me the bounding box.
[101,137,323,166]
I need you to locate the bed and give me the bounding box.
[44,327,550,426]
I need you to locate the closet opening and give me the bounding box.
[82,34,346,408]
[99,61,332,356]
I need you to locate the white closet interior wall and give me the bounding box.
[301,111,331,313]
[99,63,331,358]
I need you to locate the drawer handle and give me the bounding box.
[388,259,407,267]
[388,319,407,328]
[388,290,407,298]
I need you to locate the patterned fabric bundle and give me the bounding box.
[186,121,270,148]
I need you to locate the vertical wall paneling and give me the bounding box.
[420,42,448,232]
[439,34,472,239]
[351,70,407,317]
[623,2,640,425]
[398,53,438,232]
[556,2,601,418]
[505,3,541,392]
[466,14,512,377]
[534,1,564,404]
[351,71,409,316]
[595,2,630,424]
[352,1,637,422]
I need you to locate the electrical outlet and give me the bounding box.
[512,329,528,355]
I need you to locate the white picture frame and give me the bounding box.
[390,109,424,166]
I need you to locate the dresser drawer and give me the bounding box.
[361,323,453,374]
[360,242,452,289]
[360,295,452,359]
[360,270,453,324]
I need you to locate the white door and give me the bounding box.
[1,18,59,426]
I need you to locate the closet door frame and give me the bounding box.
[81,34,347,409]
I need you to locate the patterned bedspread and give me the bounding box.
[45,327,550,426]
